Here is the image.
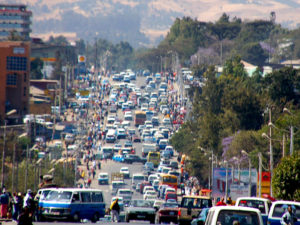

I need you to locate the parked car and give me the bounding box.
[125,199,155,224]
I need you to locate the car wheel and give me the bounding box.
[150,217,155,224]
[91,212,99,223]
[72,212,80,222]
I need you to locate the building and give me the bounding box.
[0,41,30,122]
[0,4,32,41]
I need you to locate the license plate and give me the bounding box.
[52,212,60,215]
[170,212,175,215]
[137,215,146,218]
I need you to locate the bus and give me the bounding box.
[147,151,160,167]
[160,174,178,190]
[38,188,105,222]
[134,110,146,127]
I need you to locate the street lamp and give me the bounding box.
[283,107,297,156]
[241,150,252,197]
[1,109,17,189]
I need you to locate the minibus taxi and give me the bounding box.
[39,188,105,222]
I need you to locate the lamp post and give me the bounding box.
[1,109,17,189]
[258,152,262,197]
[283,107,296,156]
[242,150,252,197]
[224,161,228,201]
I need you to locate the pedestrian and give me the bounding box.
[0,189,9,218]
[216,197,227,206]
[281,205,297,225]
[87,178,92,187]
[98,161,101,170]
[110,198,120,222]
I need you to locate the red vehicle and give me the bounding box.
[139,181,151,194]
[165,192,177,202]
[156,201,179,224]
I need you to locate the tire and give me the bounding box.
[73,212,80,222]
[91,212,99,223]
[150,217,155,224]
[126,215,130,223]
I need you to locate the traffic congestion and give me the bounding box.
[7,69,300,225]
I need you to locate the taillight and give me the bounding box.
[178,209,181,216]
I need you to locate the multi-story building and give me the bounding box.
[0,41,30,122]
[0,4,32,41]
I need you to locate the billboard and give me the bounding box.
[212,168,257,201]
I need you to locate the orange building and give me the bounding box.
[0,41,30,122]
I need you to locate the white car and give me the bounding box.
[143,186,155,194]
[117,188,133,203]
[120,167,130,179]
[143,190,157,200]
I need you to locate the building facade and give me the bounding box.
[0,41,30,122]
[0,4,32,40]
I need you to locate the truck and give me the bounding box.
[142,143,157,157]
[111,173,125,195]
[111,172,124,182]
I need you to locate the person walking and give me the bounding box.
[0,189,9,218]
[281,205,297,225]
[110,198,120,222]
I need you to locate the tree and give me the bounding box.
[272,154,300,201]
[240,42,268,66]
[263,67,299,106]
[30,57,44,79]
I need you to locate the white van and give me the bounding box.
[105,129,116,143]
[205,206,263,225]
[142,143,157,157]
[131,173,146,190]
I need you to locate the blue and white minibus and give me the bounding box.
[39,188,105,222]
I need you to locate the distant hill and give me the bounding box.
[6,0,300,47]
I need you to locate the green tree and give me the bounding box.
[30,57,44,79]
[240,42,268,66]
[273,154,300,201]
[263,67,299,106]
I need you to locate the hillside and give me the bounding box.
[5,0,300,47]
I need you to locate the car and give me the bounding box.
[159,139,168,150]
[117,188,133,204]
[143,186,155,194]
[125,200,156,224]
[111,181,126,196]
[170,161,179,169]
[151,117,160,126]
[235,197,272,225]
[191,208,210,225]
[144,190,157,200]
[267,200,300,225]
[64,133,75,144]
[112,154,125,162]
[161,150,171,159]
[132,135,141,142]
[205,206,264,225]
[120,167,130,179]
[123,154,147,164]
[117,128,127,139]
[165,192,177,202]
[98,172,109,185]
[178,196,212,225]
[155,201,179,224]
[164,145,174,156]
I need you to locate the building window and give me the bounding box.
[23,87,26,96]
[6,73,17,85]
[6,56,27,71]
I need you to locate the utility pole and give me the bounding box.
[269,109,273,197]
[258,152,262,197]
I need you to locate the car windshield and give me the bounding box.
[99,174,108,178]
[131,200,154,207]
[217,210,260,225]
[45,191,72,202]
[120,190,131,195]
